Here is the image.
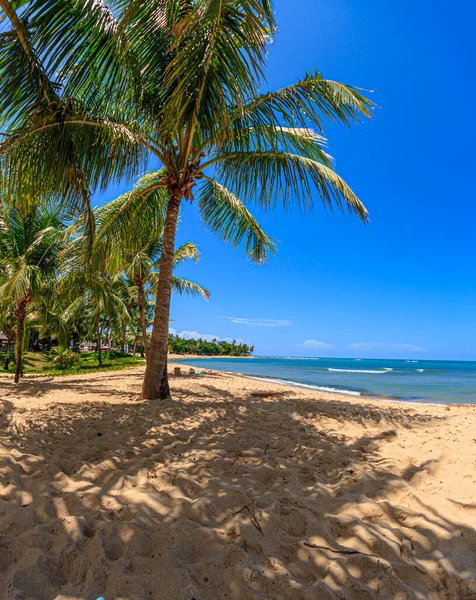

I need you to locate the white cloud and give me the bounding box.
[170,328,245,344]
[219,316,291,328]
[298,340,335,349]
[348,342,426,353]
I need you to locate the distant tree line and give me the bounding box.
[168,334,254,356]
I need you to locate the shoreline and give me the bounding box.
[169,353,255,360]
[171,361,471,407]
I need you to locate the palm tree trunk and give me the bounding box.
[132,335,138,356]
[3,333,13,371]
[137,279,148,360]
[105,322,111,347]
[142,193,181,400]
[14,298,28,383]
[121,324,127,354]
[95,313,103,368]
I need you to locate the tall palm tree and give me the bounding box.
[0,0,374,399]
[95,185,210,360]
[131,243,210,360]
[0,204,62,381]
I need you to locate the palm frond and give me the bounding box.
[161,0,275,142]
[205,125,333,166]
[171,276,210,300]
[198,177,277,263]
[27,0,120,90]
[236,71,375,132]
[172,241,200,268]
[93,169,168,254]
[0,114,151,210]
[0,0,60,127]
[210,150,368,220]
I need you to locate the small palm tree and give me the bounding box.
[0,0,374,399]
[60,237,131,368]
[0,300,16,370]
[0,204,62,381]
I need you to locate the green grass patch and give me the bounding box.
[0,351,146,377]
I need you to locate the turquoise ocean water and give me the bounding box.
[171,356,476,404]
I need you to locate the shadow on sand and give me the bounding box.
[0,373,475,599]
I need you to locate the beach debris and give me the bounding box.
[189,368,196,375]
[303,541,380,559]
[233,505,264,535]
[250,391,285,399]
[174,367,181,376]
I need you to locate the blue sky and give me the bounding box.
[95,0,476,360]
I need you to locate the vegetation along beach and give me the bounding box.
[0,0,475,599]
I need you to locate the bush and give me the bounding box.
[105,350,128,360]
[50,348,80,370]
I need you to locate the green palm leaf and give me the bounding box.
[172,241,200,268]
[209,125,333,166]
[198,178,277,263]
[209,150,368,220]
[94,170,168,253]
[1,114,151,210]
[162,0,275,147]
[0,0,60,126]
[237,71,375,132]
[171,276,210,300]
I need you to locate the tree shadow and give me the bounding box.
[0,374,475,599]
[0,369,143,399]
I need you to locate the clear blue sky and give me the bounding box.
[95,0,476,361]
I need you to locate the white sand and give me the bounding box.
[0,366,475,599]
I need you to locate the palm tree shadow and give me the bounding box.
[0,376,475,599]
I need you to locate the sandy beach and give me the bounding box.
[0,366,475,599]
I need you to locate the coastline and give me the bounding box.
[168,353,255,360]
[171,356,476,406]
[233,373,473,407]
[171,361,461,406]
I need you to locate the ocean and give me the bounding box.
[171,356,476,404]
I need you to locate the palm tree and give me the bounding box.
[0,204,62,381]
[60,233,131,368]
[0,300,16,370]
[95,186,210,360]
[0,0,374,399]
[32,279,78,351]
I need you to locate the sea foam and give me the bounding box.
[327,368,391,374]
[240,374,361,397]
